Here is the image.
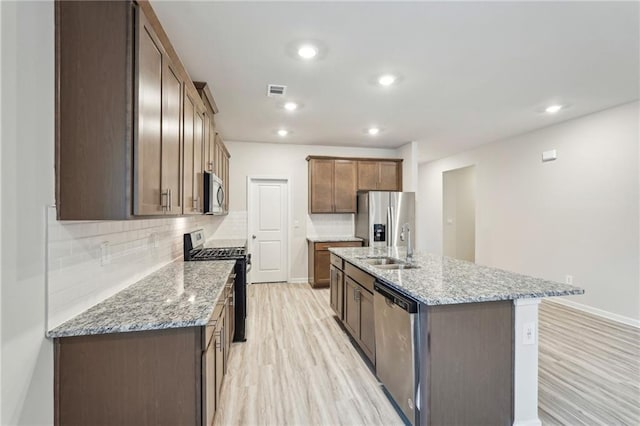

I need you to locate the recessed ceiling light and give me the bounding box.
[378,74,396,86]
[368,127,380,136]
[545,104,563,114]
[297,45,318,59]
[277,129,289,137]
[284,102,298,111]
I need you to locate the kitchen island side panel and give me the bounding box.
[419,301,514,426]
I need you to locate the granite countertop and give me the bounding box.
[307,236,363,243]
[204,238,247,248]
[329,246,584,305]
[47,260,236,338]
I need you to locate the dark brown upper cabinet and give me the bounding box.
[307,158,358,213]
[134,10,183,216]
[357,160,403,191]
[194,81,230,215]
[307,156,402,214]
[55,0,208,220]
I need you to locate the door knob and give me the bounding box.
[252,235,257,239]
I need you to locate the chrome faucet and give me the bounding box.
[400,223,413,263]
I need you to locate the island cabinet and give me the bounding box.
[330,257,375,364]
[307,157,358,213]
[308,240,362,288]
[357,160,403,191]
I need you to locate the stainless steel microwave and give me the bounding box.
[203,171,225,215]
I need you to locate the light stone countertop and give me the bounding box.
[47,260,236,338]
[204,238,247,248]
[307,236,363,243]
[329,246,584,305]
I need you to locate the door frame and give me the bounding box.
[246,175,291,284]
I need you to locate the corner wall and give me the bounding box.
[417,102,640,323]
[1,1,55,423]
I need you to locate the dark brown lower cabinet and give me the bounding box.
[329,265,344,319]
[308,240,362,288]
[55,286,233,426]
[337,264,375,364]
[55,327,203,426]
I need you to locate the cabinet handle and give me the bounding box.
[208,161,213,171]
[193,197,198,210]
[168,189,172,211]
[161,189,169,211]
[215,330,223,350]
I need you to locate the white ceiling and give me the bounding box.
[152,1,639,162]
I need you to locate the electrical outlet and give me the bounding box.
[523,322,536,345]
[565,275,573,285]
[100,241,111,266]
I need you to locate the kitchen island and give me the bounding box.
[329,246,584,426]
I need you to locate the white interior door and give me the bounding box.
[249,178,288,283]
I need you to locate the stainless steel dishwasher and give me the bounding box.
[374,280,419,425]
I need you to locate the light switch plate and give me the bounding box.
[542,149,557,162]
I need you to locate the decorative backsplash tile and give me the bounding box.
[46,206,226,330]
[306,213,354,237]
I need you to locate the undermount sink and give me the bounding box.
[375,263,419,270]
[359,256,420,270]
[361,257,405,266]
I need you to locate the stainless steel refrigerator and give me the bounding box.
[355,191,415,247]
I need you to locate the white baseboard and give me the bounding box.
[288,278,310,284]
[547,298,640,329]
[513,418,541,426]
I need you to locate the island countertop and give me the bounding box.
[47,259,236,338]
[329,246,584,305]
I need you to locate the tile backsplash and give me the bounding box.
[46,206,236,331]
[306,213,354,237]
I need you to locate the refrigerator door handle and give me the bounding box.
[387,206,393,247]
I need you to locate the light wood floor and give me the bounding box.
[538,301,640,425]
[214,283,403,426]
[215,284,640,425]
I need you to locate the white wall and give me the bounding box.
[417,102,640,323]
[398,141,419,192]
[1,1,54,423]
[223,141,398,281]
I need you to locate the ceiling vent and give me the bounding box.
[267,84,287,97]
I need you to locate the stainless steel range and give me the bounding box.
[184,230,251,342]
